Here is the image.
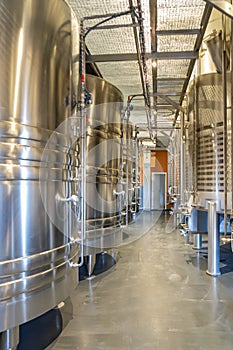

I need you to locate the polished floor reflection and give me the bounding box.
[49,212,233,350]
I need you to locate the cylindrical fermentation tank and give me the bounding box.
[122,122,139,223]
[187,72,231,211]
[131,137,141,215]
[83,74,124,253]
[0,0,79,337]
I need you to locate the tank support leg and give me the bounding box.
[0,327,19,350]
[193,234,202,250]
[86,254,96,277]
[206,201,221,276]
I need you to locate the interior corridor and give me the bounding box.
[49,212,233,350]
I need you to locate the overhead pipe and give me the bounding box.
[137,0,156,141]
[150,0,158,143]
[129,0,155,143]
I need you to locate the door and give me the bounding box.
[151,172,166,210]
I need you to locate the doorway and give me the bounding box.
[151,172,167,210]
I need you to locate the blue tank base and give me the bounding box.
[79,252,116,281]
[16,308,63,350]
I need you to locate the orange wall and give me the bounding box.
[150,150,168,173]
[150,150,168,207]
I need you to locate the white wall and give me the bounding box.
[143,150,151,210]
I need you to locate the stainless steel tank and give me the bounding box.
[131,138,141,215]
[122,122,136,223]
[83,75,124,253]
[0,0,79,334]
[187,72,231,210]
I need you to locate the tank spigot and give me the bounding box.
[55,194,79,205]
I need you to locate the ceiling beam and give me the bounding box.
[85,46,103,78]
[173,3,213,126]
[152,92,182,96]
[152,51,198,60]
[85,23,139,31]
[153,105,175,110]
[156,77,186,81]
[158,95,185,112]
[86,51,197,63]
[156,29,200,35]
[203,0,233,19]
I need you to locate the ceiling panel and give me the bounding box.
[157,35,198,52]
[157,0,205,31]
[67,0,208,148]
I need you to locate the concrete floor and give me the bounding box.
[49,212,233,350]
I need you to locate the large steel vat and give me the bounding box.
[0,0,79,334]
[187,72,231,210]
[83,75,124,253]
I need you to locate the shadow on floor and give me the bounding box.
[79,252,116,281]
[219,242,233,275]
[188,242,233,275]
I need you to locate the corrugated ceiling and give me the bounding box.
[67,0,208,148]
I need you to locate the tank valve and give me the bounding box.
[113,190,125,196]
[85,89,92,105]
[55,194,79,205]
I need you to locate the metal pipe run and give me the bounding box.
[129,0,155,142]
[231,1,233,244]
[125,116,130,226]
[222,15,228,237]
[70,19,86,268]
[79,21,87,265]
[206,201,221,277]
[180,112,185,205]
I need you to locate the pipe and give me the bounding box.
[180,112,185,205]
[150,0,158,141]
[135,140,139,212]
[206,201,221,276]
[84,9,134,37]
[129,0,155,142]
[79,19,87,265]
[120,115,125,225]
[125,117,129,226]
[193,70,198,203]
[129,0,148,106]
[231,2,233,240]
[71,19,86,268]
[222,16,228,237]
